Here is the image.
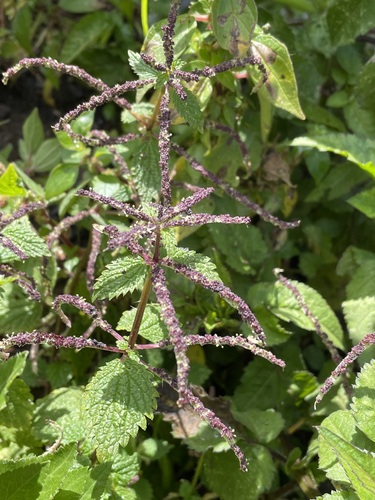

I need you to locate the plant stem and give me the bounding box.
[128,229,161,348]
[141,0,149,37]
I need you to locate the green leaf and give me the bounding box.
[355,61,375,111]
[137,439,173,462]
[351,360,375,443]
[0,352,27,412]
[0,463,46,500]
[347,187,375,218]
[34,387,86,445]
[82,358,157,461]
[319,426,375,498]
[327,0,375,46]
[111,447,140,487]
[142,14,196,63]
[22,108,44,155]
[70,110,95,136]
[167,246,221,282]
[346,259,375,300]
[249,31,305,119]
[59,0,104,13]
[128,50,160,80]
[0,283,42,334]
[231,408,284,443]
[290,131,375,178]
[33,138,63,172]
[343,298,375,366]
[212,0,257,56]
[81,462,112,500]
[93,255,148,300]
[117,304,169,342]
[170,86,204,133]
[13,164,45,198]
[0,218,50,264]
[248,281,345,350]
[38,444,77,500]
[45,164,79,199]
[91,174,131,201]
[61,12,114,63]
[203,443,275,500]
[130,137,161,202]
[0,163,26,196]
[12,5,32,53]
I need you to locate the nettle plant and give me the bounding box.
[3,0,374,497]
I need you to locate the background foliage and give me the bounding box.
[0,0,375,498]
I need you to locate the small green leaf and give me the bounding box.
[347,187,375,218]
[167,246,221,282]
[13,164,45,198]
[82,358,157,461]
[117,304,169,342]
[130,137,161,202]
[343,298,375,366]
[138,438,173,461]
[39,444,77,500]
[128,50,160,80]
[170,86,204,133]
[33,138,63,172]
[22,108,44,155]
[212,0,257,56]
[0,218,50,264]
[111,447,140,487]
[319,426,375,498]
[249,31,305,119]
[81,462,112,500]
[12,5,32,53]
[61,12,114,63]
[45,164,79,199]
[290,131,375,178]
[231,408,284,443]
[70,110,95,136]
[93,255,148,300]
[327,0,375,46]
[0,283,42,334]
[0,352,28,412]
[351,360,375,443]
[0,163,26,196]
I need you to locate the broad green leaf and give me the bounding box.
[351,360,375,443]
[170,86,204,133]
[33,138,63,172]
[59,0,104,13]
[34,387,86,445]
[327,0,375,46]
[0,463,46,500]
[56,466,90,496]
[70,110,95,136]
[128,50,160,80]
[166,246,221,282]
[22,108,44,155]
[0,283,42,334]
[130,137,161,202]
[231,408,284,443]
[348,187,375,218]
[0,163,26,196]
[92,174,131,201]
[45,164,79,199]
[248,281,345,350]
[61,12,114,63]
[12,5,32,53]
[343,298,375,366]
[346,259,375,300]
[319,427,375,498]
[249,32,305,119]
[82,358,157,461]
[290,132,375,178]
[203,443,275,500]
[0,218,50,263]
[0,352,27,412]
[38,444,77,500]
[81,462,112,500]
[111,447,140,488]
[117,304,169,342]
[142,14,196,63]
[212,0,257,56]
[355,61,375,111]
[93,255,148,300]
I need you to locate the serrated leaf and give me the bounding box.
[45,164,79,199]
[0,463,46,499]
[231,408,284,443]
[170,86,204,133]
[0,218,50,264]
[61,12,114,63]
[38,444,77,500]
[128,50,160,80]
[111,447,140,487]
[203,443,275,500]
[34,387,86,445]
[343,298,375,366]
[319,426,375,498]
[142,14,196,63]
[351,360,375,443]
[117,304,169,342]
[167,246,221,282]
[93,255,148,300]
[249,31,305,119]
[212,0,257,57]
[0,164,26,196]
[81,462,112,500]
[290,132,375,178]
[22,108,44,155]
[130,137,161,202]
[82,358,157,461]
[0,352,27,412]
[0,283,42,334]
[327,0,375,46]
[248,281,345,350]
[348,187,375,218]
